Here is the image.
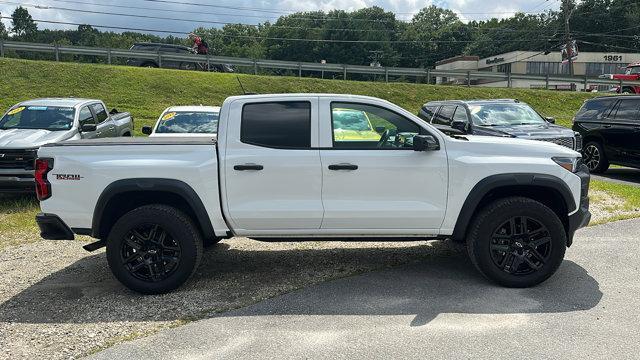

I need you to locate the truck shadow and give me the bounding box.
[0,240,602,327]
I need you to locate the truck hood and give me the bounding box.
[461,134,580,157]
[474,123,574,139]
[0,129,76,149]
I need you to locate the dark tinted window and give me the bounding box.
[433,105,456,125]
[241,101,311,148]
[420,105,438,122]
[453,106,469,122]
[90,103,108,123]
[79,106,95,126]
[575,99,616,121]
[613,99,640,121]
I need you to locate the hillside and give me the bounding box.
[0,58,598,134]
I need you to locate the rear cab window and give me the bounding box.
[90,103,109,123]
[575,98,617,122]
[241,101,311,148]
[611,98,640,122]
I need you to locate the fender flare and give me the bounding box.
[92,178,214,239]
[451,173,576,242]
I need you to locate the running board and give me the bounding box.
[83,239,106,252]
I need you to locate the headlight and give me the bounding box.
[553,157,581,172]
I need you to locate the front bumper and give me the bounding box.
[567,164,591,246]
[36,213,75,240]
[0,171,35,193]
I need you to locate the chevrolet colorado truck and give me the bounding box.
[0,98,133,192]
[34,94,591,294]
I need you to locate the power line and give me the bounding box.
[0,15,570,44]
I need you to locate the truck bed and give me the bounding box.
[41,136,217,147]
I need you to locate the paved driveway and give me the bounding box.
[592,167,640,187]
[92,219,640,360]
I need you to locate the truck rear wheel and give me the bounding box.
[466,197,566,288]
[106,204,203,294]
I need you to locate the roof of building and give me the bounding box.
[435,55,479,66]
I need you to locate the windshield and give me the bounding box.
[333,109,374,131]
[468,103,546,126]
[0,106,75,131]
[156,111,219,134]
[625,66,640,75]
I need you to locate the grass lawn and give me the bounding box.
[0,58,599,134]
[590,180,640,225]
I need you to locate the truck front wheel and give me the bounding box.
[106,204,203,294]
[467,197,566,288]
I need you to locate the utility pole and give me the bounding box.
[563,0,575,76]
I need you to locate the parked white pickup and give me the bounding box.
[35,94,591,294]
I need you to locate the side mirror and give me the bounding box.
[80,123,97,133]
[451,120,469,134]
[545,117,556,124]
[142,126,153,135]
[375,126,386,134]
[413,134,440,152]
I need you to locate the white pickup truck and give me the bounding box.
[34,94,591,294]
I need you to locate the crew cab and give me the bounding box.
[418,99,582,151]
[0,98,133,192]
[142,106,220,137]
[35,94,591,294]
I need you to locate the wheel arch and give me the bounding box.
[451,173,576,244]
[92,178,215,241]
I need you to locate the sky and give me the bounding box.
[0,0,562,36]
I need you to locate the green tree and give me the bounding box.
[11,6,37,40]
[0,13,8,39]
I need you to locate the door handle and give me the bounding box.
[109,127,115,130]
[602,124,612,128]
[234,164,264,171]
[328,163,358,171]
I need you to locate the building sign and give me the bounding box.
[561,41,579,64]
[603,55,623,62]
[486,57,505,65]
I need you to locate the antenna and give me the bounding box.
[236,75,257,95]
[236,75,247,95]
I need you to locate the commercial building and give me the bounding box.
[435,51,640,91]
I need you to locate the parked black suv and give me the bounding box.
[573,95,640,173]
[418,99,581,150]
[126,43,233,72]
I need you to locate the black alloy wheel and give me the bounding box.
[489,216,551,276]
[121,224,181,283]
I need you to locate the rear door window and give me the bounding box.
[433,105,456,125]
[421,105,438,122]
[613,99,640,122]
[575,99,616,121]
[241,101,311,148]
[90,103,109,123]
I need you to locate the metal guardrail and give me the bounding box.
[1,40,640,90]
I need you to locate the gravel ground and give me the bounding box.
[0,236,460,359]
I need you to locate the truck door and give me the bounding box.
[318,99,448,233]
[90,103,117,137]
[222,98,324,234]
[610,98,640,165]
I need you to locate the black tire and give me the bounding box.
[106,204,203,294]
[467,197,566,288]
[583,141,609,173]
